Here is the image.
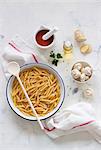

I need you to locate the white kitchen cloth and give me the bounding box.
[44,102,101,143]
[0,35,47,79]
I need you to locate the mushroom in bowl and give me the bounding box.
[71,61,93,84]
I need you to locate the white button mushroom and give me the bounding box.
[85,75,89,81]
[83,88,94,98]
[80,73,86,82]
[71,69,81,79]
[83,66,92,76]
[81,67,85,73]
[74,63,82,71]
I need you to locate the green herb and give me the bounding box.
[56,53,63,59]
[49,51,63,66]
[52,59,59,66]
[50,51,55,58]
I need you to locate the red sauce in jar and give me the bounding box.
[35,29,54,46]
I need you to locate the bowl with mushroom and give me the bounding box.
[71,61,93,83]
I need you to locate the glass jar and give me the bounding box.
[63,40,73,60]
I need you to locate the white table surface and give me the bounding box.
[0,1,101,150]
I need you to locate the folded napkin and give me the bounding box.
[0,35,46,79]
[44,102,101,143]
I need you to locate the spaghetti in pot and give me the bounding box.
[11,67,60,116]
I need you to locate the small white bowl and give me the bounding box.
[6,63,65,121]
[71,61,93,84]
[34,28,55,49]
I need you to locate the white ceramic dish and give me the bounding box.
[6,63,65,121]
[71,61,93,84]
[34,27,55,49]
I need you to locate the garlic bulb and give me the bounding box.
[83,66,92,76]
[83,88,94,98]
[74,63,82,71]
[71,69,81,79]
[74,30,86,42]
[80,73,86,82]
[80,43,92,54]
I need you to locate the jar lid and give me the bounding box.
[64,40,72,47]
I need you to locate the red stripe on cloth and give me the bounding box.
[44,120,95,132]
[72,120,95,129]
[9,42,21,52]
[8,42,38,63]
[32,53,38,63]
[44,127,56,132]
